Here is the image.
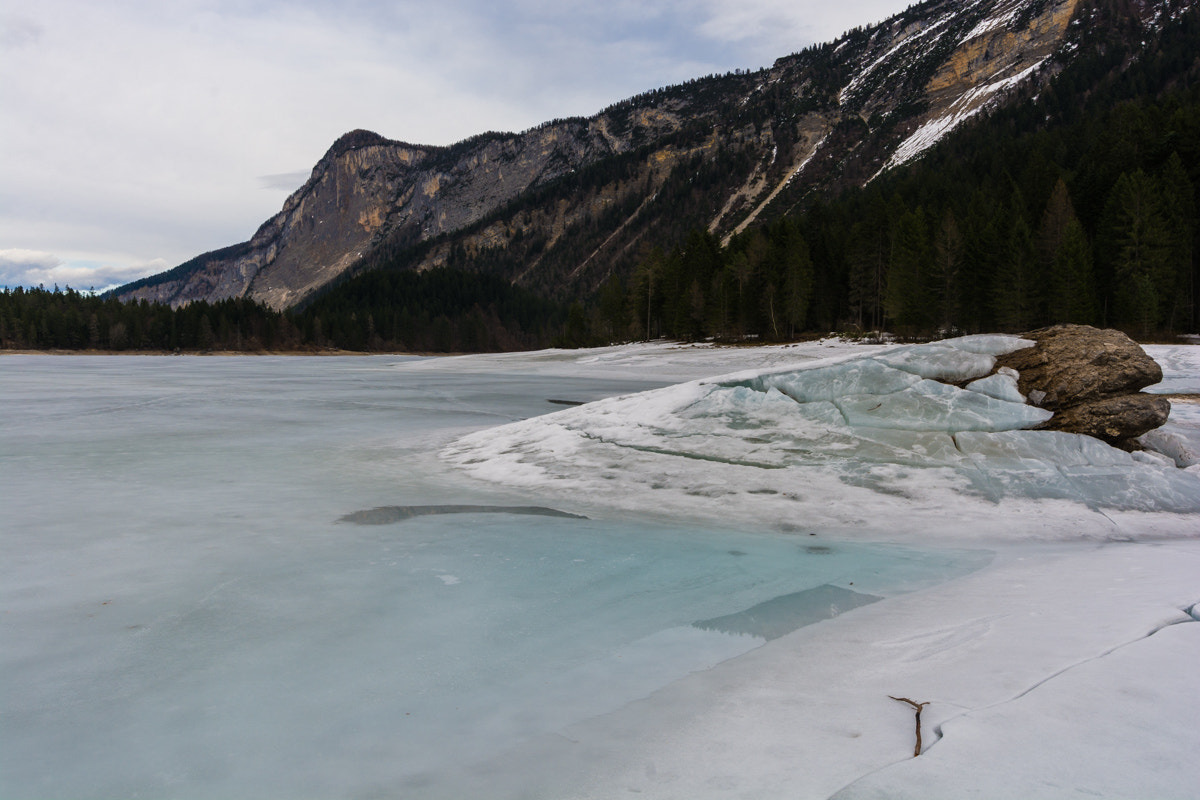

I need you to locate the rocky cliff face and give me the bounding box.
[116,0,1185,309]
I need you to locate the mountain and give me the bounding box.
[116,0,1191,312]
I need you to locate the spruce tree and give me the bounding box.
[993,205,1038,332]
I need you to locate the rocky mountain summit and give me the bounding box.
[114,0,1190,311]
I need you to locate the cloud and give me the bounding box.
[0,249,61,285]
[691,0,926,56]
[0,249,164,291]
[258,171,313,192]
[0,14,43,50]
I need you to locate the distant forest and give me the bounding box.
[0,271,565,353]
[3,5,1198,353]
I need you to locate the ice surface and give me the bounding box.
[833,619,1200,800]
[529,541,1200,800]
[4,340,1198,800]
[731,358,921,402]
[834,379,1052,432]
[0,354,988,800]
[873,342,996,381]
[446,338,1197,520]
[965,367,1024,403]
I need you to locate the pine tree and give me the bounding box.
[1051,218,1098,324]
[846,193,890,332]
[1158,152,1196,330]
[883,206,931,333]
[782,227,814,337]
[932,209,963,332]
[993,206,1038,332]
[1103,169,1172,334]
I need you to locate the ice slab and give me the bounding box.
[446,339,1200,520]
[938,333,1036,356]
[874,344,996,381]
[1143,344,1200,394]
[694,584,883,640]
[867,335,1031,380]
[952,430,1200,512]
[728,359,920,403]
[965,368,1024,403]
[835,379,1052,432]
[1140,426,1200,468]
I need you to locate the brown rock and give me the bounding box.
[996,324,1163,410]
[995,324,1171,447]
[1044,394,1172,446]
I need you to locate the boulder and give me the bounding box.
[995,324,1163,410]
[1046,394,1171,443]
[995,324,1170,447]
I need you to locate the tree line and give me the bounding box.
[0,269,568,353]
[581,152,1195,345]
[0,288,299,352]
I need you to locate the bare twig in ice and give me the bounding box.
[889,696,930,757]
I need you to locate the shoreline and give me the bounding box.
[4,333,1196,358]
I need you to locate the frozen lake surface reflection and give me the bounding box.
[2,355,988,799]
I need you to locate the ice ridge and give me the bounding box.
[443,335,1200,519]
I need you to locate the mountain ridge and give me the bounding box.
[115,0,1188,311]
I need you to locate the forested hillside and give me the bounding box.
[584,4,1200,343]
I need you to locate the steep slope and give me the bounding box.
[116,0,1183,310]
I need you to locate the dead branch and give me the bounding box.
[889,696,930,757]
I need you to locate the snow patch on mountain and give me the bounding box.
[877,58,1047,177]
[964,5,1021,41]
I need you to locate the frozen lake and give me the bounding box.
[1,354,990,799]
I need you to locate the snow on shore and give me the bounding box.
[436,337,1200,799]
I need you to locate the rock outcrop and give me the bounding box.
[996,325,1170,447]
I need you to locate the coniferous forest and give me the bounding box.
[0,272,564,353]
[3,5,1198,353]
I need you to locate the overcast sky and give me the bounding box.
[0,0,912,290]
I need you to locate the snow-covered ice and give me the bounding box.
[3,337,1199,799]
[1144,344,1200,469]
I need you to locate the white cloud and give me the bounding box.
[0,249,62,285]
[0,0,912,291]
[258,171,314,192]
[0,13,44,50]
[0,248,164,291]
[691,0,910,52]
